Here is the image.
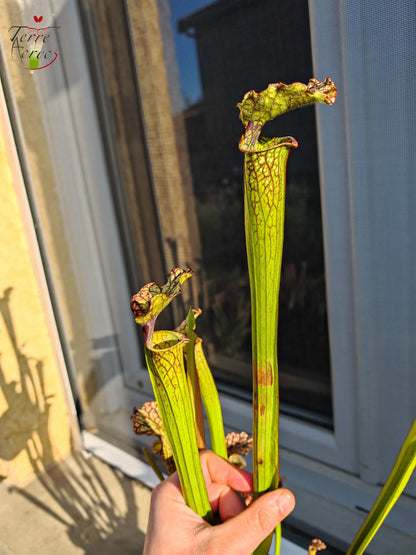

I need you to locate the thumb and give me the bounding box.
[214,489,295,554]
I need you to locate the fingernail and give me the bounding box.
[279,491,295,514]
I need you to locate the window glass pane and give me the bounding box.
[80,0,333,426]
[163,0,332,423]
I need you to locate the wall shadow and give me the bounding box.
[0,288,146,553]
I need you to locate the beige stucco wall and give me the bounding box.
[0,1,95,431]
[0,103,73,486]
[0,1,205,478]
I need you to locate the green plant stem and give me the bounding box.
[275,523,281,555]
[346,418,416,555]
[142,447,164,482]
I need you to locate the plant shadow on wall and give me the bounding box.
[0,288,145,553]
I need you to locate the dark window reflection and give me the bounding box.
[168,0,332,424]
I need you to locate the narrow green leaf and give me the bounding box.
[346,418,416,555]
[179,307,227,458]
[183,308,206,449]
[194,337,228,459]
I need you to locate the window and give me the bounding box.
[81,0,334,426]
[173,0,333,425]
[1,0,414,551]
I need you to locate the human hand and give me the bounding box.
[143,450,295,555]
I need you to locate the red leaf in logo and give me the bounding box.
[33,15,43,23]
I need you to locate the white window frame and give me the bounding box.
[220,1,416,550]
[309,0,416,489]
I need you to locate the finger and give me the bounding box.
[207,483,245,521]
[201,451,253,493]
[212,488,295,554]
[151,471,184,505]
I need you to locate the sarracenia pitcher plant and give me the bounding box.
[238,77,336,554]
[130,79,416,555]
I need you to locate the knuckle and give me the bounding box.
[151,481,164,497]
[149,481,166,507]
[254,506,277,534]
[206,541,234,555]
[197,529,233,555]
